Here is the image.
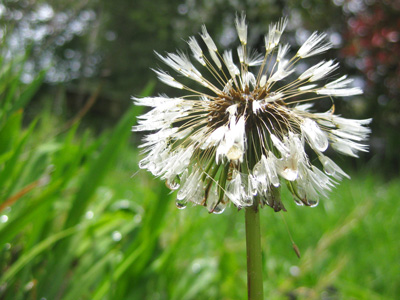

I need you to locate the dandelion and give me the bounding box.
[133,14,371,299]
[133,15,371,214]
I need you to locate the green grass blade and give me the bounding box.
[0,110,22,155]
[63,249,119,300]
[0,226,78,285]
[0,118,37,197]
[64,105,136,228]
[38,106,137,298]
[0,180,63,246]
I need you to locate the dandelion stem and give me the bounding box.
[245,200,264,300]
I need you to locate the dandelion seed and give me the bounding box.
[133,14,371,213]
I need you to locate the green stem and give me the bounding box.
[245,200,264,300]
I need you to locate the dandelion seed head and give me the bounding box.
[133,14,371,213]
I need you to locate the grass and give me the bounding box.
[0,46,399,300]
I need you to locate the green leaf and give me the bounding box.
[0,110,22,155]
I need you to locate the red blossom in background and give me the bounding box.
[341,1,400,99]
[339,1,400,169]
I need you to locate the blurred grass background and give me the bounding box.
[1,1,399,299]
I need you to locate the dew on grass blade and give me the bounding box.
[112,231,122,242]
[85,211,94,219]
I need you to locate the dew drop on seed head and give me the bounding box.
[307,199,319,207]
[176,199,187,209]
[176,189,187,200]
[322,160,335,176]
[166,178,180,190]
[294,198,304,206]
[212,204,226,214]
[138,160,147,169]
[281,168,298,181]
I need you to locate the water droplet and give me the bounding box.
[112,231,122,242]
[133,214,142,224]
[280,167,298,181]
[4,243,11,250]
[166,178,180,190]
[289,266,300,277]
[0,215,8,223]
[307,199,319,207]
[302,118,328,152]
[191,262,202,273]
[25,280,35,291]
[138,160,147,169]
[294,198,304,206]
[241,196,253,206]
[227,145,243,161]
[113,199,131,210]
[206,184,219,211]
[321,158,335,176]
[253,161,265,179]
[192,189,204,205]
[271,173,280,187]
[176,188,187,200]
[313,135,328,152]
[212,203,226,214]
[85,211,94,220]
[176,199,187,209]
